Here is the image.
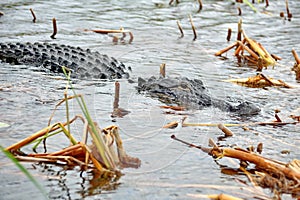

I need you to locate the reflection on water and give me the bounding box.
[0,0,300,199]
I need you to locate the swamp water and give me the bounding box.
[0,0,300,199]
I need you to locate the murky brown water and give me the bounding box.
[1,0,300,199]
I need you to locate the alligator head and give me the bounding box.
[137,76,260,116]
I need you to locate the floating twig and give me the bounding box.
[176,20,184,38]
[87,28,134,44]
[227,28,232,42]
[160,63,166,78]
[29,8,36,23]
[171,135,210,153]
[50,18,57,39]
[197,0,203,13]
[189,14,197,41]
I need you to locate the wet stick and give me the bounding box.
[265,0,269,8]
[237,7,242,16]
[50,18,57,39]
[237,19,242,42]
[218,124,233,137]
[215,42,238,56]
[227,28,232,42]
[292,49,300,65]
[113,81,120,109]
[197,0,203,12]
[29,8,36,23]
[189,15,197,41]
[285,0,292,20]
[176,20,184,38]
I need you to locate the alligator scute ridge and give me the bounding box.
[0,42,130,79]
[137,76,261,115]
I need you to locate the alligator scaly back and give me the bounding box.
[0,42,130,79]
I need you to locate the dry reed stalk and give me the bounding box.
[29,8,36,23]
[215,42,238,56]
[6,117,77,152]
[176,20,184,38]
[50,18,57,39]
[197,0,203,12]
[218,124,233,137]
[160,63,166,78]
[189,14,197,41]
[211,147,300,180]
[237,7,242,16]
[227,28,232,42]
[292,49,300,64]
[237,41,259,60]
[113,81,120,109]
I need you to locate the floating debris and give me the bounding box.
[224,73,292,88]
[171,134,300,197]
[215,20,277,69]
[86,28,134,44]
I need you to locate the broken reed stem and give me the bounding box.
[237,7,242,16]
[177,20,184,38]
[285,0,292,20]
[218,124,233,137]
[29,8,36,23]
[189,14,197,41]
[160,63,166,78]
[265,0,269,7]
[237,41,259,60]
[215,42,238,56]
[113,81,120,109]
[197,0,203,12]
[128,32,134,43]
[292,49,300,64]
[50,18,57,39]
[237,19,242,41]
[227,28,232,42]
[212,147,300,180]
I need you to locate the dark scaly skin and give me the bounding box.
[0,42,130,79]
[137,76,260,115]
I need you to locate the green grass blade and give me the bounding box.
[0,145,48,198]
[243,0,257,12]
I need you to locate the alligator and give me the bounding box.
[0,42,130,79]
[137,76,260,115]
[0,42,260,115]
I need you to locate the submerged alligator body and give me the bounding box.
[137,76,260,115]
[0,42,260,115]
[0,42,130,79]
